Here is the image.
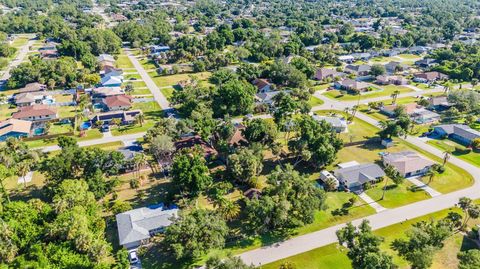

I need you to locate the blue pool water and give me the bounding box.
[80,121,92,130]
[43,99,54,105]
[33,128,45,136]
[93,103,104,109]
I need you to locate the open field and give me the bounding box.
[148,71,211,88]
[323,85,413,101]
[262,202,480,269]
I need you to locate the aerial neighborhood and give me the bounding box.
[0,1,480,269]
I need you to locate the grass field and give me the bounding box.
[365,178,431,208]
[323,85,413,101]
[308,96,324,106]
[130,87,152,96]
[0,104,17,121]
[116,55,134,69]
[160,86,175,100]
[139,58,157,70]
[124,73,142,80]
[148,71,212,88]
[262,203,480,269]
[427,139,480,167]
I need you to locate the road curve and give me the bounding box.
[238,90,480,266]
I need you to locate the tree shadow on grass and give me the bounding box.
[10,185,47,202]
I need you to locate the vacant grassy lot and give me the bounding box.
[160,86,175,100]
[139,58,157,70]
[323,85,413,101]
[427,139,480,167]
[148,71,212,88]
[262,203,480,269]
[116,55,134,69]
[124,73,142,80]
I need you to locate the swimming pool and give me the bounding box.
[80,121,92,130]
[33,128,45,136]
[42,99,55,105]
[93,103,104,110]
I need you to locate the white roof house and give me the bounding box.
[116,205,178,249]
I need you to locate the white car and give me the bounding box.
[128,251,139,264]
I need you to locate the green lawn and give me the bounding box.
[132,101,163,119]
[323,85,413,101]
[57,106,76,118]
[365,178,431,208]
[130,80,147,88]
[148,72,212,88]
[295,192,376,235]
[11,36,29,48]
[111,121,155,136]
[397,54,422,60]
[315,110,379,143]
[427,139,480,167]
[160,87,175,100]
[312,83,331,92]
[262,203,480,269]
[139,58,157,70]
[308,96,324,106]
[130,87,152,96]
[124,73,142,80]
[0,104,17,121]
[48,122,73,135]
[116,55,134,69]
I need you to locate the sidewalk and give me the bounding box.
[407,176,442,197]
[358,192,387,212]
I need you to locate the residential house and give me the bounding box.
[14,92,55,107]
[433,124,480,146]
[334,162,386,191]
[427,96,452,111]
[0,119,32,141]
[413,72,449,83]
[111,13,128,22]
[252,79,273,93]
[312,115,348,133]
[380,103,419,117]
[39,49,59,59]
[314,68,345,81]
[255,91,281,106]
[338,55,355,63]
[92,87,125,99]
[116,205,178,249]
[415,58,437,69]
[102,95,132,111]
[12,104,57,122]
[344,64,371,76]
[101,75,123,87]
[411,108,441,124]
[16,83,47,94]
[91,110,142,125]
[98,54,116,68]
[409,46,429,54]
[175,135,218,158]
[101,68,123,78]
[384,61,409,74]
[118,143,144,172]
[334,79,370,92]
[375,75,408,85]
[382,151,435,177]
[228,124,248,147]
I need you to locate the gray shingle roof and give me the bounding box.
[116,206,178,246]
[435,124,480,140]
[334,163,385,187]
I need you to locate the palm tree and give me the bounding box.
[380,177,388,200]
[17,160,32,188]
[442,81,453,94]
[351,105,359,119]
[425,167,437,185]
[133,153,148,180]
[135,113,145,127]
[390,90,400,104]
[442,150,451,167]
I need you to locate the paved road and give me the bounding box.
[125,50,172,110]
[1,35,36,83]
[36,132,146,152]
[238,90,480,266]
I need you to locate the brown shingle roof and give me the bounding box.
[12,105,57,119]
[103,95,132,108]
[0,119,31,136]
